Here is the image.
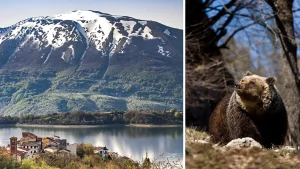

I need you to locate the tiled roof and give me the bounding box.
[43,137,54,141]
[94,146,104,150]
[20,137,37,143]
[21,142,40,147]
[46,146,57,150]
[22,132,37,138]
[94,146,108,151]
[59,149,70,153]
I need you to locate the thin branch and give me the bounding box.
[218,22,256,48]
[218,15,275,48]
[210,0,238,24]
[292,8,300,13]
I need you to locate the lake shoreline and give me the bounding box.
[0,123,183,162]
[10,123,182,128]
[126,124,182,128]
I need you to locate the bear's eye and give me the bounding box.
[248,81,255,87]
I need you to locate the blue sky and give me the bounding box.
[205,0,300,76]
[0,0,183,29]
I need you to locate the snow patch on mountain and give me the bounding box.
[19,35,31,49]
[54,10,100,22]
[158,45,171,57]
[95,17,113,39]
[9,25,24,38]
[70,45,75,56]
[0,35,8,45]
[164,29,170,36]
[43,47,53,64]
[52,29,68,48]
[113,25,124,42]
[41,21,67,48]
[131,27,142,36]
[120,20,136,34]
[0,28,10,36]
[75,22,89,44]
[22,21,37,28]
[61,52,66,61]
[141,26,154,39]
[164,29,177,38]
[55,11,115,51]
[138,21,147,25]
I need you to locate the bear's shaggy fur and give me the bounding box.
[209,71,288,148]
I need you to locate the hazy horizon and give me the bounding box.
[0,0,183,29]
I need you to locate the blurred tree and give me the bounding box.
[0,153,20,169]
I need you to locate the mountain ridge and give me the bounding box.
[0,10,183,116]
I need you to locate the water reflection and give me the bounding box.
[0,125,183,161]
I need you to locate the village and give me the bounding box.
[0,132,120,162]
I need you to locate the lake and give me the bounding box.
[0,125,183,162]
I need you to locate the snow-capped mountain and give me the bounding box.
[0,10,183,116]
[0,10,182,70]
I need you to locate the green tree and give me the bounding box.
[77,143,94,158]
[64,161,88,169]
[20,159,59,169]
[37,153,76,168]
[0,153,20,169]
[174,112,182,119]
[82,155,103,167]
[169,108,177,113]
[141,153,151,169]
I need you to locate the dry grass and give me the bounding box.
[186,128,300,169]
[185,127,211,143]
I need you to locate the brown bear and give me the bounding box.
[209,71,288,148]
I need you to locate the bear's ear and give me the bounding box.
[245,71,253,76]
[266,76,276,85]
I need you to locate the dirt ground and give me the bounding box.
[185,128,300,169]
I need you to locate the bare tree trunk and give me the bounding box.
[186,0,235,129]
[266,0,300,145]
